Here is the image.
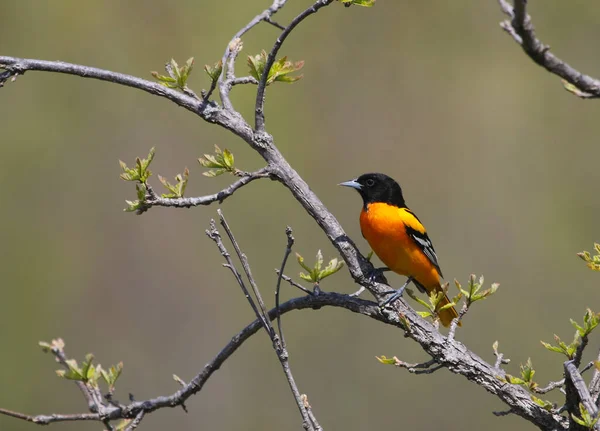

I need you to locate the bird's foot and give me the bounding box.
[367,266,391,283]
[380,277,414,307]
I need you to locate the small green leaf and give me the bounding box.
[152,58,195,91]
[159,168,189,199]
[571,403,599,428]
[198,145,236,177]
[339,0,376,6]
[504,374,526,385]
[296,251,344,283]
[578,244,600,271]
[204,60,223,82]
[375,355,397,365]
[119,148,155,183]
[101,361,124,393]
[247,50,304,85]
[531,396,553,411]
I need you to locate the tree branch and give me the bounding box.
[0,408,100,425]
[141,168,272,212]
[207,212,319,431]
[215,0,288,105]
[564,360,598,428]
[497,0,600,98]
[255,0,335,132]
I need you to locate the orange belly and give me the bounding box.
[360,203,440,289]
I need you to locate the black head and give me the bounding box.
[339,173,406,209]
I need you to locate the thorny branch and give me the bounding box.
[497,0,600,98]
[2,1,596,430]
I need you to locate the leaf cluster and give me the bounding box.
[204,60,223,84]
[198,145,236,177]
[541,309,599,359]
[500,358,554,410]
[577,243,600,271]
[571,403,599,429]
[455,274,499,307]
[39,340,123,394]
[247,50,304,85]
[406,283,459,321]
[119,147,155,183]
[159,168,189,199]
[152,58,195,91]
[296,250,344,284]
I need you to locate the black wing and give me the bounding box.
[404,224,443,278]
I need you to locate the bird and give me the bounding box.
[340,172,459,327]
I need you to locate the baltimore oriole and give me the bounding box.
[340,173,459,327]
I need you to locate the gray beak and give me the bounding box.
[338,179,362,190]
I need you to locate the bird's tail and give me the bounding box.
[438,293,461,328]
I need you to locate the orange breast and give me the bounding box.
[359,203,440,289]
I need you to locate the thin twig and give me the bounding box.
[212,212,317,431]
[492,340,511,370]
[141,168,271,213]
[215,0,288,103]
[447,303,468,342]
[274,270,313,295]
[497,0,600,98]
[493,409,516,417]
[123,410,145,431]
[206,220,268,330]
[0,408,100,425]
[219,38,245,111]
[390,357,443,375]
[276,227,295,345]
[231,76,259,86]
[301,394,323,431]
[533,379,565,395]
[217,210,274,336]
[255,0,335,132]
[46,340,99,412]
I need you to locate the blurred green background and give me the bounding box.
[1,1,600,430]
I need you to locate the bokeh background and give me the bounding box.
[1,1,600,430]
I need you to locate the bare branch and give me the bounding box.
[231,76,259,86]
[206,220,268,329]
[301,394,323,431]
[497,0,600,98]
[142,168,272,212]
[255,0,335,132]
[215,0,288,104]
[275,227,295,345]
[534,379,565,395]
[217,210,274,335]
[275,270,313,295]
[389,357,443,375]
[0,408,100,425]
[492,340,511,370]
[211,211,318,431]
[447,303,468,342]
[0,56,257,144]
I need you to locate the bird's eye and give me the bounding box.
[366,179,375,187]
